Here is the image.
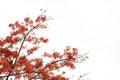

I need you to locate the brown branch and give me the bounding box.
[32,52,88,79]
[13,27,35,67]
[78,72,90,80]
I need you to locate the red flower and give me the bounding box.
[41,15,46,22]
[24,17,30,22]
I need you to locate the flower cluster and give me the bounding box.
[0,10,88,80]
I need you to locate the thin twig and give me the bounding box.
[78,72,90,80]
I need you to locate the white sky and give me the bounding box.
[0,0,120,80]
